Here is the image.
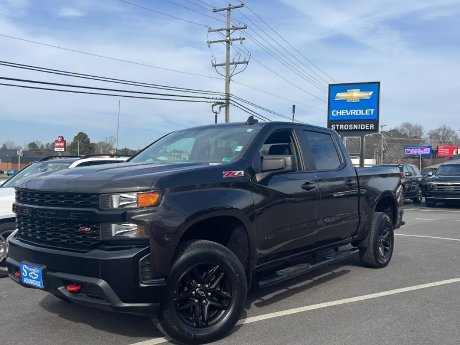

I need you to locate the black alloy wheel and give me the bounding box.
[174,263,232,328]
[359,212,394,268]
[412,189,423,204]
[154,240,247,344]
[0,222,16,278]
[376,220,393,263]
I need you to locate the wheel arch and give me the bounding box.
[175,209,256,285]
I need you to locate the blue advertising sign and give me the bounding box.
[404,146,432,157]
[327,82,380,134]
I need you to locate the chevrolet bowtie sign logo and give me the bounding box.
[334,89,373,103]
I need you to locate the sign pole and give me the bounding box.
[360,136,365,168]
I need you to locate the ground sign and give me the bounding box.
[327,82,380,134]
[404,146,432,157]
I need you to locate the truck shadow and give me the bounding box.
[38,295,162,339]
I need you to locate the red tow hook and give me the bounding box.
[66,283,82,293]
[14,271,20,277]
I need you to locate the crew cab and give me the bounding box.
[7,119,404,343]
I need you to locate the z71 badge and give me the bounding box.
[223,171,244,178]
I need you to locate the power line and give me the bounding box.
[231,94,304,123]
[243,30,327,93]
[233,44,326,102]
[244,4,336,83]
[0,60,224,95]
[0,82,216,103]
[0,33,222,80]
[117,0,209,28]
[232,79,323,112]
[160,0,226,23]
[237,10,330,87]
[0,76,224,101]
[230,99,272,122]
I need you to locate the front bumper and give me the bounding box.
[7,237,166,315]
[424,191,460,200]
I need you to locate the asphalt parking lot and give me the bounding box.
[2,202,460,345]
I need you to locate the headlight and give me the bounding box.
[100,223,148,239]
[100,191,161,209]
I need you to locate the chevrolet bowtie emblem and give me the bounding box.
[335,89,373,102]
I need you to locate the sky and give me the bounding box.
[0,0,459,149]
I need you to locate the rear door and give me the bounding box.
[299,129,360,247]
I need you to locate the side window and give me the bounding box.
[411,166,420,175]
[403,165,411,174]
[303,131,341,170]
[259,130,299,171]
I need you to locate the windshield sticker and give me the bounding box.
[246,129,254,132]
[234,146,243,152]
[223,171,244,178]
[222,157,232,162]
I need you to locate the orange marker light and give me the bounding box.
[137,192,161,208]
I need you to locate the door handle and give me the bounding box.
[301,181,316,191]
[345,178,356,187]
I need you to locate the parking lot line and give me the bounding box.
[131,277,460,345]
[413,218,436,221]
[395,234,460,242]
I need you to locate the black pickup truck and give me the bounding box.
[7,118,404,343]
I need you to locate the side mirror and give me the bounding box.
[405,172,412,177]
[257,155,294,182]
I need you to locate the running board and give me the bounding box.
[258,248,359,289]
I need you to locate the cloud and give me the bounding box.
[57,7,85,18]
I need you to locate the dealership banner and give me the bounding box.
[327,82,380,134]
[437,145,460,158]
[404,146,432,156]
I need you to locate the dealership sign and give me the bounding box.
[54,135,66,152]
[437,145,460,158]
[327,82,380,134]
[404,146,432,157]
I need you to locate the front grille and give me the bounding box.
[432,184,460,191]
[16,190,99,208]
[17,215,100,249]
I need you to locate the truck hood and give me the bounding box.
[426,176,460,183]
[0,187,15,219]
[16,162,209,194]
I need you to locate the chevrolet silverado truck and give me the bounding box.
[7,118,404,344]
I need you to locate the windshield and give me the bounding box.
[435,164,460,176]
[2,161,73,188]
[131,125,261,164]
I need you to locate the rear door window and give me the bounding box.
[302,131,342,170]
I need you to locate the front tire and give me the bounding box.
[425,199,436,207]
[155,240,247,344]
[412,190,422,204]
[0,222,16,278]
[359,212,394,268]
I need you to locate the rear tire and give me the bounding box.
[0,222,16,278]
[154,240,247,344]
[359,212,394,268]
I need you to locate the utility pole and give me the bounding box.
[208,3,248,123]
[292,105,296,122]
[380,124,387,164]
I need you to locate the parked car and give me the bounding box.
[376,163,423,203]
[0,155,130,277]
[6,169,17,176]
[6,118,404,343]
[423,161,460,207]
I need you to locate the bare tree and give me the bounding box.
[426,125,459,146]
[398,122,424,139]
